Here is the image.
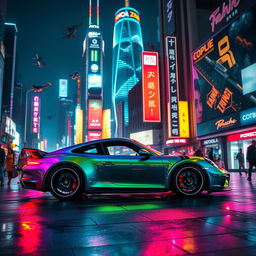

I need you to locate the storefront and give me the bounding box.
[201,137,223,161]
[227,128,256,170]
[164,138,194,156]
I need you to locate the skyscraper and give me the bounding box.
[112,0,144,137]
[83,0,104,141]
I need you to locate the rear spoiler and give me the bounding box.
[22,148,48,159]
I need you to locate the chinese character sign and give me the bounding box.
[32,95,40,134]
[142,51,161,122]
[166,36,180,137]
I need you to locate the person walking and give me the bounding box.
[0,143,6,186]
[5,146,15,185]
[194,146,204,157]
[246,140,256,181]
[16,149,27,184]
[207,147,214,161]
[236,148,245,176]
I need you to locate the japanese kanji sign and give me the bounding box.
[142,51,161,122]
[166,36,180,137]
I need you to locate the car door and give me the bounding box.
[96,141,166,190]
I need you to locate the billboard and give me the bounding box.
[86,26,103,96]
[32,95,40,134]
[114,8,140,23]
[102,109,111,138]
[166,36,180,137]
[142,51,161,122]
[193,5,256,136]
[88,131,102,141]
[88,99,102,130]
[59,79,68,98]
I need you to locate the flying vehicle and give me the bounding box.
[20,138,230,200]
[63,23,83,39]
[70,72,81,80]
[31,82,52,93]
[33,54,46,68]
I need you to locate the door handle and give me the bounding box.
[102,161,114,166]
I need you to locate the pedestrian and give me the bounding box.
[5,146,16,185]
[207,147,214,161]
[194,146,204,157]
[216,155,225,169]
[236,148,245,176]
[0,143,6,186]
[16,149,27,184]
[246,140,256,181]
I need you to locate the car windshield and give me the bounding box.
[132,140,164,156]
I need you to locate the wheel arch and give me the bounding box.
[168,162,210,191]
[42,161,87,192]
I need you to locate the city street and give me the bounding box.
[1,172,256,256]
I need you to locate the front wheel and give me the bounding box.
[172,166,205,196]
[48,165,83,200]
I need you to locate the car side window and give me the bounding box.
[107,145,138,156]
[72,143,103,155]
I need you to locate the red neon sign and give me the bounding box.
[227,130,256,142]
[142,51,161,122]
[88,99,102,130]
[166,138,188,145]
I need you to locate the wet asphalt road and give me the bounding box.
[1,172,256,256]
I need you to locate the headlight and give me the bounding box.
[204,158,219,168]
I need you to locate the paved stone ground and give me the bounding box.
[1,172,256,256]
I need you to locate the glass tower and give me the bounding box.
[112,4,144,137]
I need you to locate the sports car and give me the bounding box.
[21,138,230,200]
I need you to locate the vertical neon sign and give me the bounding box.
[32,95,40,134]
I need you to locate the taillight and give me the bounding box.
[25,158,41,167]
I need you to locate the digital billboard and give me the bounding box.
[59,79,68,98]
[142,51,161,122]
[88,99,102,130]
[86,26,103,96]
[193,5,256,136]
[114,8,140,23]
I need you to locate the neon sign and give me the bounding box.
[209,0,240,32]
[215,117,237,130]
[227,130,256,142]
[142,51,161,122]
[115,10,140,23]
[32,96,40,134]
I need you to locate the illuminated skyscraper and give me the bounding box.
[112,0,144,137]
[83,0,104,141]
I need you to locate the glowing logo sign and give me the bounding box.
[115,9,140,23]
[227,129,256,142]
[88,131,102,141]
[142,51,161,122]
[32,96,40,133]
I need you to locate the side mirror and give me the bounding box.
[138,149,151,159]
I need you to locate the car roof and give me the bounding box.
[50,138,138,154]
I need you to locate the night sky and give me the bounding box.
[6,0,159,151]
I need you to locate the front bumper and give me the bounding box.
[208,172,231,192]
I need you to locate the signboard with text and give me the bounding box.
[142,51,161,122]
[193,4,256,136]
[88,99,102,130]
[166,36,180,137]
[32,95,40,134]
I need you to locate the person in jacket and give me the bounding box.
[246,140,256,181]
[236,148,245,176]
[16,149,27,184]
[5,146,15,185]
[0,143,6,185]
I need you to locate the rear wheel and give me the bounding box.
[49,165,83,200]
[172,166,204,196]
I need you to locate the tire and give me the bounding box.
[48,165,83,200]
[172,165,205,196]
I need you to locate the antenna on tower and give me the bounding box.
[89,0,92,25]
[125,0,129,7]
[97,0,99,26]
